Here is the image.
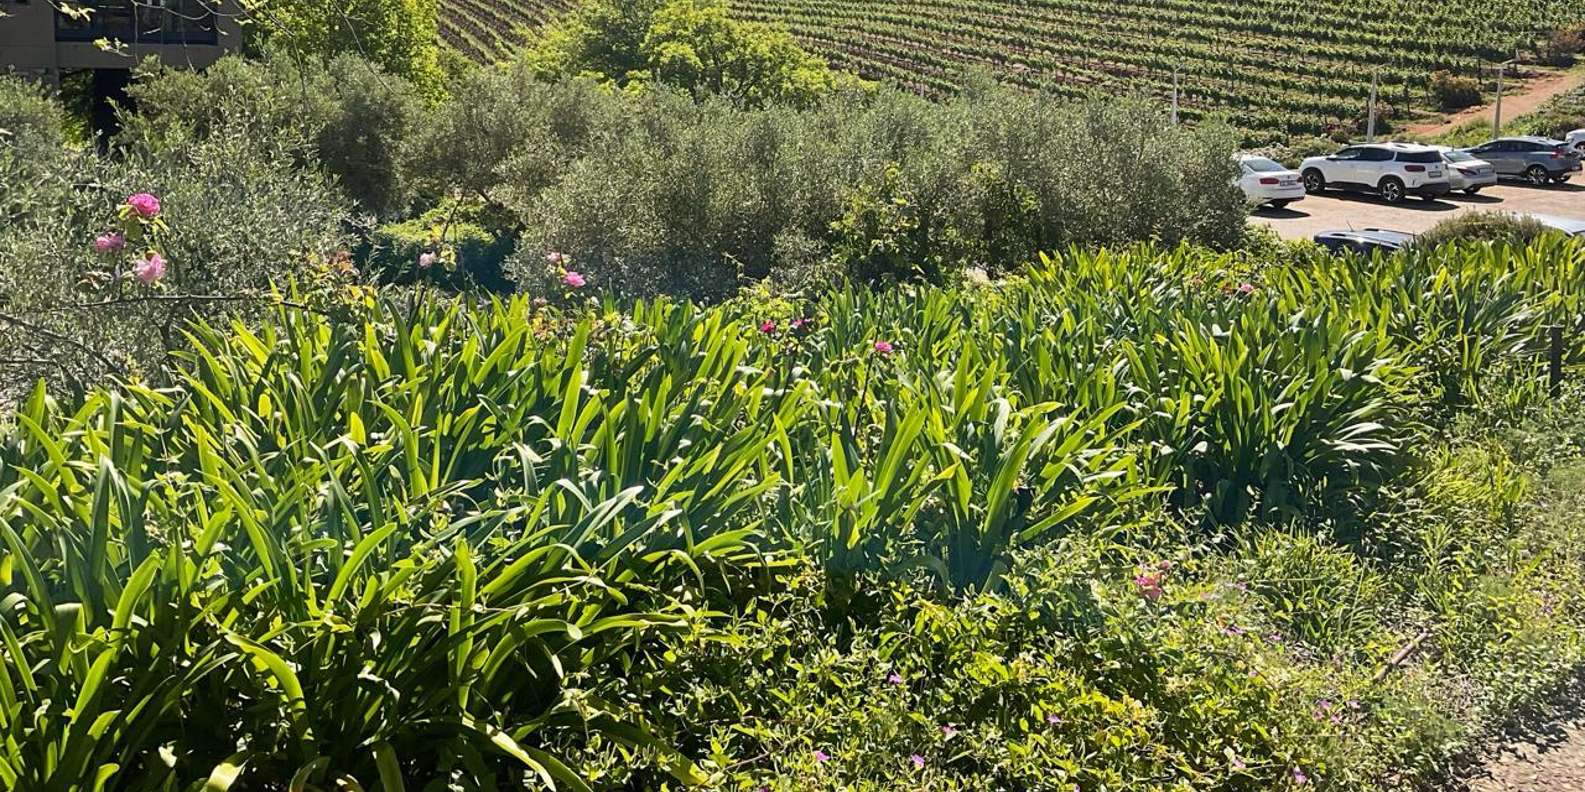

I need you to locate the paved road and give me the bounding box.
[1251,181,1585,241]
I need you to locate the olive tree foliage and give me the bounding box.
[409,73,1247,301]
[124,52,425,220]
[524,0,853,108]
[0,76,351,399]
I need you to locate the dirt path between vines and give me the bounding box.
[1449,678,1585,792]
[1406,68,1585,138]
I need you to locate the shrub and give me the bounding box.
[1539,26,1585,67]
[489,85,1247,299]
[524,0,855,107]
[1430,70,1482,111]
[0,118,352,397]
[125,53,425,219]
[363,204,514,290]
[1418,211,1558,248]
[0,76,66,150]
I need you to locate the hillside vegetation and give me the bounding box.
[438,0,1585,141]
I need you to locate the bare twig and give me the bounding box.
[1374,629,1433,683]
[0,310,123,373]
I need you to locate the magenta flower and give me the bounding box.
[1133,572,1164,602]
[872,339,894,355]
[813,750,830,764]
[910,754,925,770]
[790,317,809,331]
[126,193,161,219]
[418,252,437,269]
[93,232,125,254]
[133,253,166,285]
[563,270,586,289]
[887,672,904,685]
[546,251,568,267]
[760,319,777,334]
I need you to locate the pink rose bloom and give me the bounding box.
[873,340,894,355]
[1133,572,1164,602]
[546,251,567,267]
[563,270,586,289]
[133,253,166,284]
[93,232,125,254]
[126,193,161,219]
[418,252,437,269]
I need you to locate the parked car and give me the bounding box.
[1428,145,1497,194]
[1236,155,1306,209]
[1300,142,1452,204]
[1462,136,1582,185]
[1567,129,1585,154]
[1313,228,1417,254]
[1512,213,1585,237]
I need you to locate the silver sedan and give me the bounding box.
[1431,146,1497,195]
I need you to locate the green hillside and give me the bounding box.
[438,0,1585,141]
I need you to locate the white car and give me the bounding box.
[1236,155,1305,209]
[1567,129,1585,155]
[1428,145,1497,194]
[1300,142,1452,204]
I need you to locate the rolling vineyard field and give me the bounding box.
[438,0,1585,139]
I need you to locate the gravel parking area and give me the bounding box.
[1251,181,1585,240]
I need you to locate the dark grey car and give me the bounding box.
[1461,137,1582,185]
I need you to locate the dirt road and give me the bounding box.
[1449,677,1585,792]
[1251,181,1585,240]
[1405,68,1585,139]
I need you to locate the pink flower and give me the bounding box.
[126,193,161,218]
[910,754,925,770]
[887,672,904,685]
[133,253,166,285]
[418,252,437,269]
[760,320,777,334]
[813,750,830,764]
[941,724,958,739]
[1231,756,1247,771]
[1134,572,1164,602]
[1045,713,1062,725]
[791,317,811,332]
[93,232,125,254]
[1237,282,1256,295]
[872,340,894,355]
[1292,767,1309,785]
[563,270,586,289]
[546,251,567,267]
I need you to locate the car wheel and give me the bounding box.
[1302,170,1325,194]
[1379,177,1405,204]
[1269,199,1293,209]
[1526,165,1551,185]
[1464,187,1480,195]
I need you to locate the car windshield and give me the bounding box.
[1395,151,1441,163]
[1242,157,1286,172]
[1442,150,1476,163]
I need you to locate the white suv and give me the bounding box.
[1300,143,1452,204]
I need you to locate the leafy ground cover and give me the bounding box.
[2,236,1583,789]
